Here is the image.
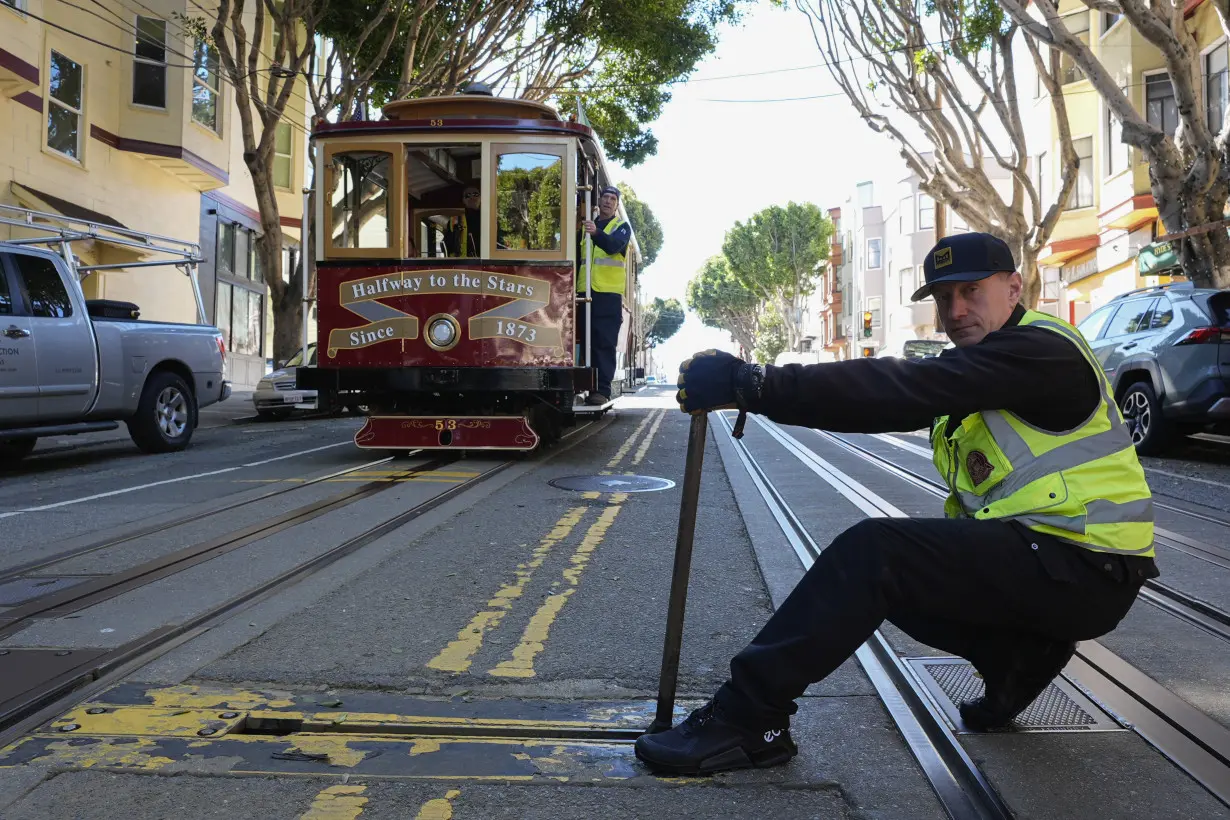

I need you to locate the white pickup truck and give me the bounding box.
[0,243,230,464]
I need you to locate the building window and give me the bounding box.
[1146,73,1177,137]
[867,296,882,328]
[918,194,934,230]
[133,16,167,108]
[1061,12,1090,85]
[1068,136,1094,210]
[899,197,914,233]
[47,50,83,160]
[857,182,873,208]
[866,237,882,269]
[1105,95,1129,177]
[1101,11,1122,33]
[217,222,235,276]
[899,267,914,304]
[1207,43,1228,133]
[273,122,293,189]
[1033,151,1048,219]
[192,39,221,132]
[2,0,24,11]
[916,265,930,301]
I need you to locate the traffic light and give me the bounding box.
[862,311,873,338]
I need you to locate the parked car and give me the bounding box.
[253,344,364,420]
[0,244,229,463]
[1076,282,1230,454]
[254,344,319,419]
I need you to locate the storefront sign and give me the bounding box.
[1060,255,1099,285]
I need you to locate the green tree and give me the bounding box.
[320,0,752,166]
[754,305,787,364]
[721,202,832,353]
[496,162,563,249]
[617,183,663,268]
[645,297,684,346]
[686,255,760,356]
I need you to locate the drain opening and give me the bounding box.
[904,657,1122,733]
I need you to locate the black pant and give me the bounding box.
[577,291,622,397]
[715,517,1150,728]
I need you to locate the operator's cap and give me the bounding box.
[599,185,620,198]
[911,232,1016,301]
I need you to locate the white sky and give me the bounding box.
[613,2,906,379]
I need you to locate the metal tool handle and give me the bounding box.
[651,412,708,733]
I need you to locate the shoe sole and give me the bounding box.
[633,743,797,776]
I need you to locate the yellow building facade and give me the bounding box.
[1036,0,1219,323]
[0,0,310,388]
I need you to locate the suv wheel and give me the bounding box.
[1120,381,1170,456]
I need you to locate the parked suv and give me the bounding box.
[1077,282,1230,454]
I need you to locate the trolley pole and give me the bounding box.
[301,189,311,358]
[651,411,708,733]
[583,186,593,379]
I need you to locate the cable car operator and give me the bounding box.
[636,232,1158,775]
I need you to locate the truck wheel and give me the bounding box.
[127,371,196,453]
[1120,381,1170,456]
[0,437,37,466]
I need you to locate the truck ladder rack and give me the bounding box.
[0,203,208,324]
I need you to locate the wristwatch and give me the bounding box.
[734,362,764,410]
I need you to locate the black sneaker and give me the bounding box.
[633,701,797,775]
[959,640,1077,731]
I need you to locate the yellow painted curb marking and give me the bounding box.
[414,788,461,820]
[300,784,369,819]
[488,495,626,678]
[427,507,587,673]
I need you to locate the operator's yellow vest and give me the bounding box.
[578,217,627,295]
[930,310,1154,557]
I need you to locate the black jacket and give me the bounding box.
[749,304,1157,582]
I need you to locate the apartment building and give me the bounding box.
[1034,0,1220,324]
[0,0,311,388]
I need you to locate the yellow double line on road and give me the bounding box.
[427,409,667,679]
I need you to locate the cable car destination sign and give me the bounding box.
[327,269,560,357]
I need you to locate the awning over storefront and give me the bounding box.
[1038,234,1099,266]
[1136,240,1180,275]
[8,182,148,264]
[1099,194,1158,231]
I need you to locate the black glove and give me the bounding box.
[676,350,763,414]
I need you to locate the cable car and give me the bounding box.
[297,86,642,452]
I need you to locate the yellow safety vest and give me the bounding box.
[930,310,1155,558]
[578,217,627,296]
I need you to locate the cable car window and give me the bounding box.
[329,151,393,249]
[495,151,563,252]
[406,144,482,258]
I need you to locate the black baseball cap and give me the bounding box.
[911,232,1017,301]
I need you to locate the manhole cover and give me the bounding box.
[905,657,1121,733]
[549,475,676,493]
[0,577,90,606]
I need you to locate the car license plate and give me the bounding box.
[283,392,303,404]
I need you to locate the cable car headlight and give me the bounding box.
[425,313,460,351]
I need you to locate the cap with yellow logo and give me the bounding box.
[910,232,1016,301]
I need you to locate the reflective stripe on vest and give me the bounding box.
[931,310,1155,557]
[579,217,627,294]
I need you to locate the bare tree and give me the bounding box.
[797,0,1081,306]
[995,0,1230,289]
[206,0,402,360]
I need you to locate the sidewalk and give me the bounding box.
[29,390,259,456]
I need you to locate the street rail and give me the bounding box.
[0,454,408,585]
[0,417,611,742]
